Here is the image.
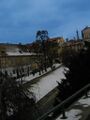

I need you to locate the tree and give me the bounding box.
[0,74,36,120]
[36,30,49,41]
[57,48,90,101]
[61,48,78,67]
[36,30,56,71]
[36,30,49,72]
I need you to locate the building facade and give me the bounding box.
[0,43,39,77]
[82,26,90,41]
[47,37,65,57]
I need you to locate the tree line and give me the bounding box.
[56,44,90,103]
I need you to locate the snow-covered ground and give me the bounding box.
[56,93,90,120]
[56,109,82,120]
[28,66,66,102]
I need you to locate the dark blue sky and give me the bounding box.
[0,0,90,43]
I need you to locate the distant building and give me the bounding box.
[47,37,65,57]
[63,40,84,52]
[28,37,65,58]
[0,43,39,77]
[82,26,90,41]
[48,37,64,46]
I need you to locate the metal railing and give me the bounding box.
[37,83,90,120]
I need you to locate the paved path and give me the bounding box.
[36,87,59,117]
[29,87,59,120]
[23,64,62,89]
[22,64,62,119]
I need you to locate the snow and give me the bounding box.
[6,46,36,56]
[1,64,31,77]
[56,92,90,120]
[28,66,66,102]
[6,51,36,56]
[21,67,51,83]
[56,109,82,120]
[76,94,90,107]
[17,63,61,83]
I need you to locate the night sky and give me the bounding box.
[0,0,90,43]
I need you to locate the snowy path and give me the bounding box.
[28,66,66,102]
[56,93,90,120]
[18,63,61,83]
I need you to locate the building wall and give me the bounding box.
[47,37,65,57]
[0,55,39,68]
[82,27,90,41]
[62,41,84,52]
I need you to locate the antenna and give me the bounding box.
[76,30,79,40]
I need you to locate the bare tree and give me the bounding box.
[36,30,49,72]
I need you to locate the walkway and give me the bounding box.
[23,63,62,88]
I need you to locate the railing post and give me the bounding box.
[85,89,88,98]
[85,92,88,98]
[60,106,67,119]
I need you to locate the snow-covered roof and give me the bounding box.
[6,46,36,56]
[82,26,90,32]
[6,51,36,56]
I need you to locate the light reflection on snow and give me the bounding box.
[28,66,66,101]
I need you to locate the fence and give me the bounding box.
[37,83,90,120]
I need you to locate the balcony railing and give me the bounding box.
[37,83,90,120]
